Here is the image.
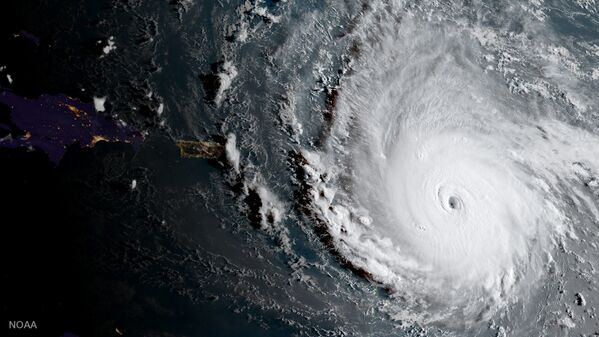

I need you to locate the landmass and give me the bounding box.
[175,139,223,159]
[0,91,143,165]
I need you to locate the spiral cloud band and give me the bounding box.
[301,14,599,326]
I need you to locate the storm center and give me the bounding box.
[448,195,460,210]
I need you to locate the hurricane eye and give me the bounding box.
[448,196,460,210]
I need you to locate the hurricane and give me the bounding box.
[194,0,599,335]
[300,13,599,326]
[220,0,599,334]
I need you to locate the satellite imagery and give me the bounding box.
[2,0,599,337]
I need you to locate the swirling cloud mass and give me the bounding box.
[299,4,599,329]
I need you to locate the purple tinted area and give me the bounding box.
[0,91,143,165]
[18,30,41,46]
